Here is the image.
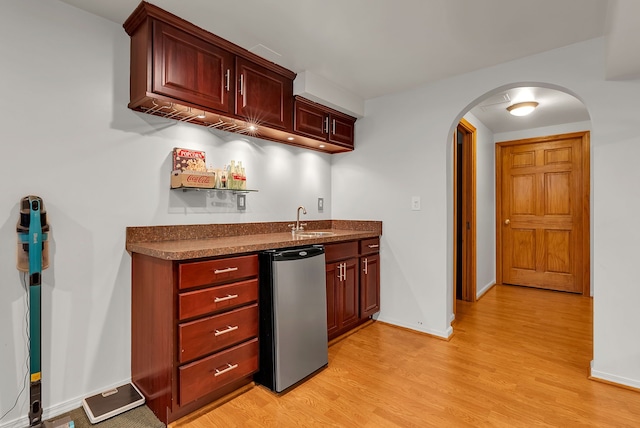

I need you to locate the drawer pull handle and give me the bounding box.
[368,244,379,249]
[214,363,238,377]
[214,294,239,303]
[214,325,239,336]
[214,267,239,274]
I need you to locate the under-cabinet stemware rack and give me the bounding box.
[140,99,256,134]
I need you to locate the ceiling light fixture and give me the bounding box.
[507,101,539,116]
[197,111,206,119]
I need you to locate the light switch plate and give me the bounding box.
[237,194,246,210]
[318,197,324,212]
[411,196,421,211]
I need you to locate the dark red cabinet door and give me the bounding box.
[235,57,292,130]
[294,99,327,140]
[153,21,233,114]
[328,113,355,149]
[360,254,380,318]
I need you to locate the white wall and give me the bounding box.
[3,1,640,425]
[0,1,331,426]
[333,38,640,389]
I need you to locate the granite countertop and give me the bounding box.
[126,220,382,260]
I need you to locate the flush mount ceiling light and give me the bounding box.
[507,101,539,116]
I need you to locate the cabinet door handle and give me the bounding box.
[214,294,238,303]
[214,325,239,336]
[368,244,379,249]
[324,117,329,134]
[239,74,244,96]
[225,69,230,91]
[332,119,336,135]
[214,363,238,377]
[214,267,238,274]
[341,262,347,281]
[363,258,368,275]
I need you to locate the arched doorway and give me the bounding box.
[449,83,592,320]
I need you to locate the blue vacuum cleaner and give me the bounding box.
[16,196,139,427]
[16,195,58,428]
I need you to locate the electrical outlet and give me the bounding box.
[237,194,246,210]
[411,196,421,211]
[318,197,324,212]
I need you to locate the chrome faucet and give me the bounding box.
[289,205,307,233]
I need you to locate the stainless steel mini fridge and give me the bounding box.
[256,245,328,393]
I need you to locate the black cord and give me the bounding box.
[0,272,30,422]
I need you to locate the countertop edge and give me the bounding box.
[126,229,380,261]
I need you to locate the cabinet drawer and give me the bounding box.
[179,255,258,290]
[179,338,258,406]
[179,278,258,320]
[324,241,358,263]
[359,238,380,256]
[178,304,258,363]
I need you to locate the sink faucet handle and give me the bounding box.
[299,223,307,230]
[287,223,296,230]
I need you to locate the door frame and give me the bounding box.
[495,131,590,295]
[453,118,477,308]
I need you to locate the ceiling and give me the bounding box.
[57,0,639,133]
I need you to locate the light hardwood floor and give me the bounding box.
[171,285,640,427]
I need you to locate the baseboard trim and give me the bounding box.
[476,282,496,300]
[376,320,453,341]
[0,378,132,428]
[589,361,640,391]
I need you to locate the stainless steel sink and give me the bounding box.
[294,231,336,238]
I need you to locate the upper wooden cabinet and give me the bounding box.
[124,1,354,153]
[152,21,234,115]
[294,97,356,150]
[124,2,293,124]
[236,58,292,130]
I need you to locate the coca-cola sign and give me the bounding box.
[185,174,212,184]
[171,171,215,189]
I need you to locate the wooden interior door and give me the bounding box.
[496,132,589,294]
[453,119,476,306]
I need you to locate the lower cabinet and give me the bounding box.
[131,237,381,422]
[131,253,259,425]
[325,238,381,340]
[359,238,381,319]
[326,257,360,338]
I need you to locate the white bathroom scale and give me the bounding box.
[82,383,145,424]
